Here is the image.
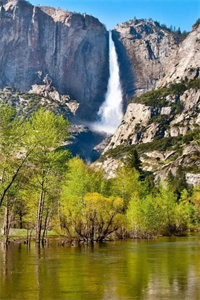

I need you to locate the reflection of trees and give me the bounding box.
[0,238,200,299]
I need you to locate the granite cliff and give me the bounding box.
[0,0,108,120]
[112,19,180,102]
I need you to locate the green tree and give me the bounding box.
[0,103,30,210]
[125,149,142,171]
[189,185,200,223]
[26,108,70,244]
[127,193,162,238]
[111,166,142,210]
[61,192,123,243]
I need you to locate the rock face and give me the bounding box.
[158,22,200,87]
[104,85,200,151]
[113,19,179,100]
[104,103,152,151]
[99,23,200,184]
[0,0,109,120]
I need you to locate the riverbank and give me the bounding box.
[0,229,59,243]
[1,227,199,245]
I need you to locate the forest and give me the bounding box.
[0,102,199,245]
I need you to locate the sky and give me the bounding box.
[30,0,200,32]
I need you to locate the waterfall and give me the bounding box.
[92,31,123,134]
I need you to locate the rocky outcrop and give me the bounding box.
[158,22,200,87]
[104,85,200,152]
[153,144,200,185]
[29,84,79,115]
[98,22,200,184]
[94,157,122,179]
[0,85,74,117]
[113,19,179,99]
[103,103,152,152]
[0,0,109,120]
[99,79,200,184]
[104,19,200,152]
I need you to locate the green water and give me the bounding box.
[1,235,200,300]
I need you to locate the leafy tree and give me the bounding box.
[127,186,193,238]
[25,108,70,244]
[175,189,194,233]
[189,185,200,223]
[61,192,123,243]
[0,103,29,210]
[62,157,109,203]
[111,166,142,210]
[127,194,162,238]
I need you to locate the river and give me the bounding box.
[0,235,200,300]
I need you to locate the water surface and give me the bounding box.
[1,235,200,300]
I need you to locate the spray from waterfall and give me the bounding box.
[92,31,123,134]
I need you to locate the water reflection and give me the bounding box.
[0,236,200,300]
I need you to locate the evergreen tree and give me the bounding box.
[126,149,142,171]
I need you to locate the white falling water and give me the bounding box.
[92,31,123,134]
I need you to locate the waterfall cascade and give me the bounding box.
[92,31,123,134]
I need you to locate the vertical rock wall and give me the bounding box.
[0,0,109,120]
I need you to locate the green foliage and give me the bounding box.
[166,167,188,199]
[110,166,142,210]
[61,192,123,242]
[131,87,169,107]
[125,149,141,171]
[130,79,200,107]
[0,104,199,242]
[127,187,194,237]
[0,105,70,243]
[189,185,200,223]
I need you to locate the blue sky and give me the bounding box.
[30,0,199,32]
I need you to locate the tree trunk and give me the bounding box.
[3,199,11,244]
[19,211,23,229]
[42,209,49,244]
[36,184,45,244]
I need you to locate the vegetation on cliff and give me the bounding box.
[130,78,200,107]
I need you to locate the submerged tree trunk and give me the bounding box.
[36,183,45,244]
[42,209,49,244]
[3,197,12,244]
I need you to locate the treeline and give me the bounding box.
[0,103,199,244]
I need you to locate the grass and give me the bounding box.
[0,228,60,242]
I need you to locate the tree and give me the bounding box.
[111,166,142,210]
[26,108,70,244]
[0,103,29,210]
[175,189,194,233]
[60,157,111,239]
[61,192,123,243]
[61,157,109,203]
[125,149,142,172]
[189,185,200,223]
[167,167,188,199]
[127,193,162,238]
